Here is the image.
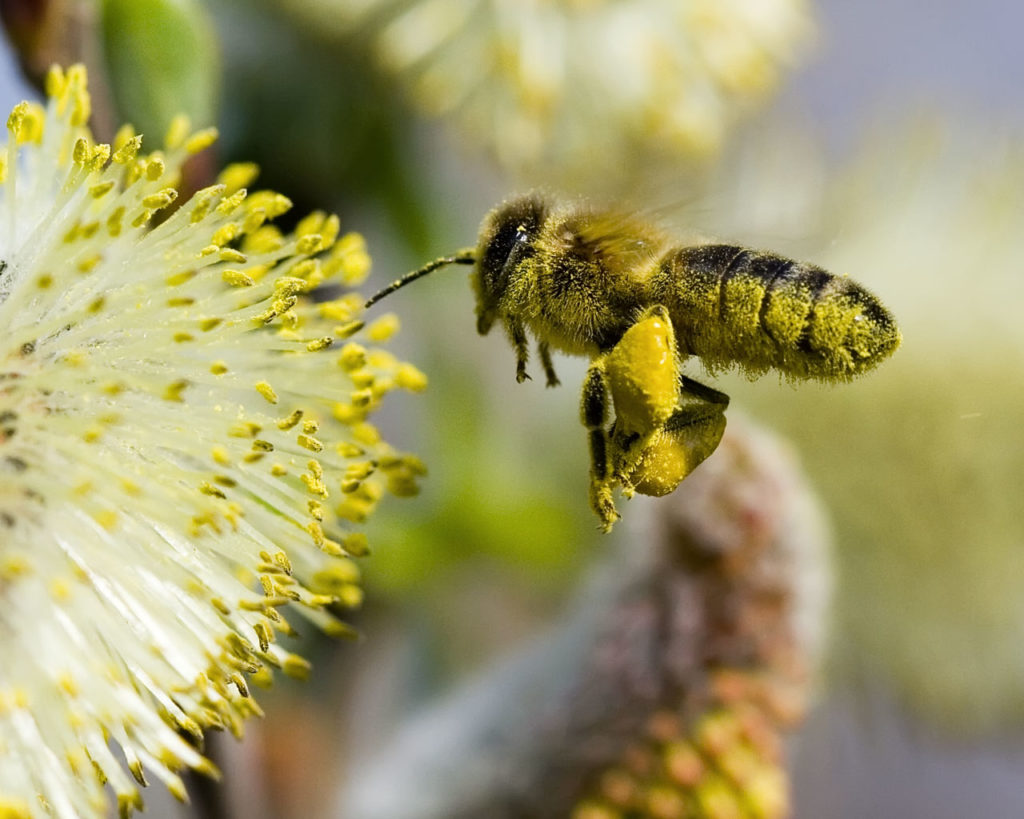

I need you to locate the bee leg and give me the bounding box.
[603,306,683,497]
[616,376,730,498]
[538,341,560,388]
[581,360,619,532]
[510,319,532,383]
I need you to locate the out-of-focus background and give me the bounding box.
[3,1,1022,816]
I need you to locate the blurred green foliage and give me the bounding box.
[100,0,219,136]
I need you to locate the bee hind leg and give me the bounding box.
[602,306,684,496]
[617,376,730,498]
[580,360,619,532]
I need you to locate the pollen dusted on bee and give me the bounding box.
[582,309,729,531]
[363,192,901,532]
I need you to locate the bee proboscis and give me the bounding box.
[366,194,901,531]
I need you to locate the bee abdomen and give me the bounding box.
[655,245,901,380]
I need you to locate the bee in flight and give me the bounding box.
[365,194,901,531]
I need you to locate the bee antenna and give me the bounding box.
[364,249,476,309]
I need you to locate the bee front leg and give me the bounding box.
[581,360,619,532]
[510,319,532,383]
[538,341,560,388]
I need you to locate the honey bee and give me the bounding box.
[366,193,901,531]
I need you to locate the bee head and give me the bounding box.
[473,194,548,335]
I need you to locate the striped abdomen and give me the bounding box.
[653,245,901,381]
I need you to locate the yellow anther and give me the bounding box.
[212,223,241,246]
[344,461,375,481]
[264,193,292,218]
[184,126,218,154]
[282,655,312,680]
[367,350,398,370]
[338,343,366,371]
[342,532,369,556]
[274,276,308,296]
[212,446,231,466]
[296,211,326,236]
[297,434,323,452]
[301,473,327,496]
[89,180,115,199]
[94,509,118,530]
[228,421,261,438]
[166,269,196,286]
[366,314,400,342]
[218,162,259,193]
[142,188,178,210]
[222,269,255,287]
[291,259,318,280]
[244,225,283,253]
[335,239,371,285]
[199,482,227,499]
[219,248,247,263]
[255,382,278,404]
[307,521,325,547]
[335,320,365,339]
[190,186,226,223]
[351,422,380,445]
[112,126,139,160]
[163,379,189,402]
[318,300,353,322]
[145,154,166,181]
[68,79,91,126]
[336,442,364,458]
[107,205,125,236]
[16,104,44,144]
[242,209,269,235]
[320,214,340,246]
[164,114,191,150]
[276,409,303,430]
[306,337,333,352]
[217,189,248,216]
[296,234,323,255]
[88,143,110,170]
[45,64,66,98]
[72,137,90,166]
[396,363,428,392]
[6,101,27,135]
